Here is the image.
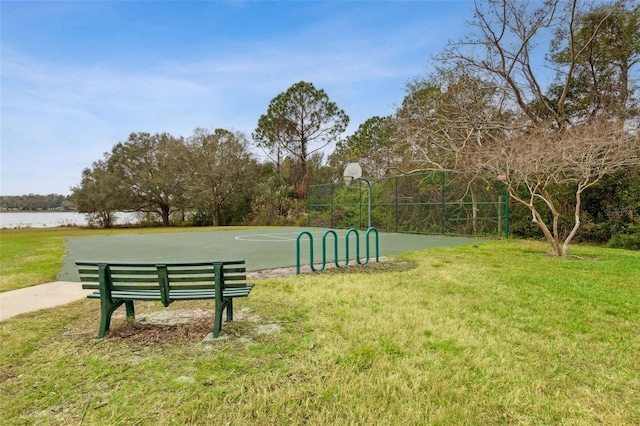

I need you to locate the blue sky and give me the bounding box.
[1,1,478,196]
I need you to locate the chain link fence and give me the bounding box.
[308,171,509,237]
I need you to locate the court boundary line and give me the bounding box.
[235,233,297,242]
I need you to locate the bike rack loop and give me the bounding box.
[296,227,379,275]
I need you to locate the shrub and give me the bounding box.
[608,225,640,250]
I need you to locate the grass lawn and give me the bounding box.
[1,229,639,424]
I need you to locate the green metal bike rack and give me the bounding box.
[296,227,379,275]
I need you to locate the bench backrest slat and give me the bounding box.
[167,269,215,275]
[103,276,160,283]
[106,269,158,276]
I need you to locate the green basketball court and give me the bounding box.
[59,227,483,281]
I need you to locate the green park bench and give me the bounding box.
[76,259,254,339]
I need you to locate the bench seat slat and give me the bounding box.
[223,267,246,273]
[219,275,247,281]
[82,285,100,291]
[82,283,255,291]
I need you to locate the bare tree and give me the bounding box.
[479,122,640,256]
[423,0,640,255]
[390,72,516,233]
[441,0,637,130]
[394,73,509,173]
[549,1,639,124]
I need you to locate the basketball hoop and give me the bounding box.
[343,162,362,186]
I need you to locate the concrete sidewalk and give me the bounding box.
[0,282,92,322]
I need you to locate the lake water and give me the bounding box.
[0,212,139,229]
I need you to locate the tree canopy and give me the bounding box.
[71,130,260,227]
[253,81,349,197]
[186,129,257,226]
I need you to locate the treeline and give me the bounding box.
[71,81,344,229]
[0,194,74,211]
[70,128,336,229]
[71,1,639,254]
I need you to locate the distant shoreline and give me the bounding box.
[0,211,138,229]
[0,210,77,213]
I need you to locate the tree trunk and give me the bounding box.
[160,204,171,227]
[297,136,309,199]
[99,211,114,228]
[562,187,584,256]
[511,188,563,257]
[211,206,219,227]
[294,158,309,199]
[531,206,562,256]
[619,61,629,119]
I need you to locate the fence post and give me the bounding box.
[307,186,311,227]
[498,195,503,236]
[441,171,446,234]
[329,183,334,228]
[395,176,399,233]
[505,187,510,238]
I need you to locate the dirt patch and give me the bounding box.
[107,309,260,344]
[249,256,414,277]
[247,266,300,278]
[313,257,417,275]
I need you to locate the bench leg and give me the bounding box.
[213,302,224,338]
[124,301,135,322]
[213,298,233,338]
[226,299,233,322]
[98,299,126,338]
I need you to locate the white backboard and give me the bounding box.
[343,162,363,182]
